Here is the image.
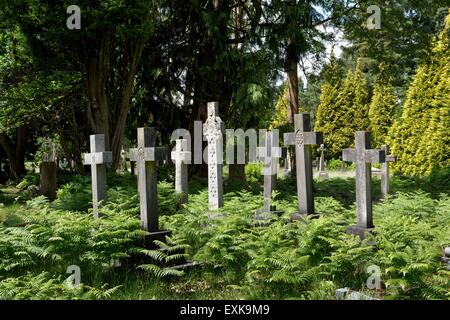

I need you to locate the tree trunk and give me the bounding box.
[0,127,27,181]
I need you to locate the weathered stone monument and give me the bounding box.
[130,128,167,240]
[203,102,225,211]
[119,145,128,174]
[284,113,323,218]
[381,144,396,197]
[342,132,386,239]
[317,144,329,180]
[255,131,286,218]
[171,138,191,203]
[39,162,57,200]
[83,134,113,218]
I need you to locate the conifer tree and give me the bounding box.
[315,59,370,158]
[387,11,450,175]
[368,67,398,147]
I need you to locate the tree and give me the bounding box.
[368,68,397,147]
[1,0,157,170]
[315,57,370,159]
[387,11,450,175]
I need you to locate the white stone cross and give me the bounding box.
[83,134,113,218]
[257,131,286,212]
[171,139,191,203]
[203,102,225,211]
[284,113,323,217]
[342,132,386,239]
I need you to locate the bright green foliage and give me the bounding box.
[315,61,370,159]
[368,78,397,147]
[387,11,450,176]
[0,171,449,300]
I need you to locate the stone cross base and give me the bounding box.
[253,206,283,220]
[143,230,171,249]
[318,171,329,180]
[346,225,374,240]
[291,213,320,222]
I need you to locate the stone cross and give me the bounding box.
[119,145,127,174]
[317,144,329,180]
[130,128,167,232]
[203,102,225,210]
[256,131,286,214]
[83,134,113,218]
[171,139,191,203]
[381,144,396,197]
[284,113,323,217]
[342,132,386,239]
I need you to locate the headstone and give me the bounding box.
[130,127,167,236]
[119,145,128,174]
[342,132,385,239]
[284,113,323,218]
[255,131,286,218]
[317,144,329,180]
[381,144,396,197]
[171,138,191,203]
[203,102,225,211]
[83,134,113,218]
[39,162,57,200]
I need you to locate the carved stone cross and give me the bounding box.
[284,113,323,217]
[342,132,386,239]
[256,131,286,214]
[171,139,191,203]
[83,134,113,218]
[130,128,167,233]
[203,102,225,211]
[381,144,396,197]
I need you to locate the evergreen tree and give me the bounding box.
[315,59,370,159]
[368,68,398,147]
[387,11,450,176]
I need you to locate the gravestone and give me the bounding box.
[83,134,113,218]
[342,132,385,239]
[284,113,323,218]
[39,162,57,200]
[203,102,225,211]
[284,149,292,177]
[317,144,329,180]
[255,131,286,219]
[119,145,128,174]
[171,138,191,203]
[130,127,168,241]
[381,145,396,197]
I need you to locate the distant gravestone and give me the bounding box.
[119,145,127,174]
[171,138,191,203]
[342,132,385,239]
[83,134,113,218]
[381,145,396,197]
[284,113,323,218]
[203,102,225,211]
[39,162,57,200]
[255,131,286,218]
[130,128,168,241]
[317,144,329,180]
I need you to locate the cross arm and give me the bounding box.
[386,155,396,163]
[342,148,356,162]
[365,149,385,164]
[83,152,113,165]
[304,132,323,145]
